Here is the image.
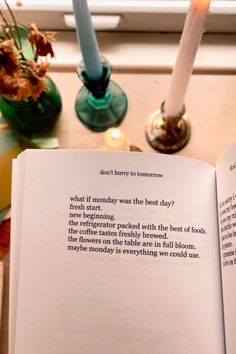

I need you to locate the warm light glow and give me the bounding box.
[104,128,128,151]
[192,0,211,11]
[111,128,122,142]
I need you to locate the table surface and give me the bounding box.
[1,70,236,353]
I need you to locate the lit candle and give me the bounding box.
[72,0,103,80]
[164,0,211,118]
[102,128,129,151]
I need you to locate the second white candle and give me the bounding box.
[164,0,211,118]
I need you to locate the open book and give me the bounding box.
[10,145,236,354]
[0,261,3,331]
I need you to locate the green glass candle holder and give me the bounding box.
[75,58,128,132]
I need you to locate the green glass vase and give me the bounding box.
[0,77,62,135]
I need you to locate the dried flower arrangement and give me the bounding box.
[0,0,56,101]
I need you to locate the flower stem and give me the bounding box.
[0,10,12,40]
[3,0,22,51]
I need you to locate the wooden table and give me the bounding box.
[1,70,236,353]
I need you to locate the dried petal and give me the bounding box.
[0,75,18,97]
[30,78,47,100]
[14,77,31,101]
[22,61,48,99]
[28,23,56,58]
[0,39,19,75]
[33,61,49,77]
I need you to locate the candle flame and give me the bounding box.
[192,0,211,11]
[104,128,128,151]
[111,129,122,142]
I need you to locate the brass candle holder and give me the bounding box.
[145,102,191,153]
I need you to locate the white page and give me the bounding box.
[12,150,225,354]
[216,143,236,354]
[0,261,3,331]
[9,156,26,354]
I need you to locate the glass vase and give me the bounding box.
[0,77,62,135]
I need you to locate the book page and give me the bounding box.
[0,261,3,330]
[216,143,236,354]
[11,150,225,354]
[9,156,26,354]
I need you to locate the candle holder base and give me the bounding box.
[75,58,128,132]
[145,102,191,153]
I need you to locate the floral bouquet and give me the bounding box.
[0,0,56,101]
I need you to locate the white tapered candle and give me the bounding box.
[165,0,211,118]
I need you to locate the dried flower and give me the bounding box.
[28,23,55,58]
[0,39,19,75]
[0,0,56,101]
